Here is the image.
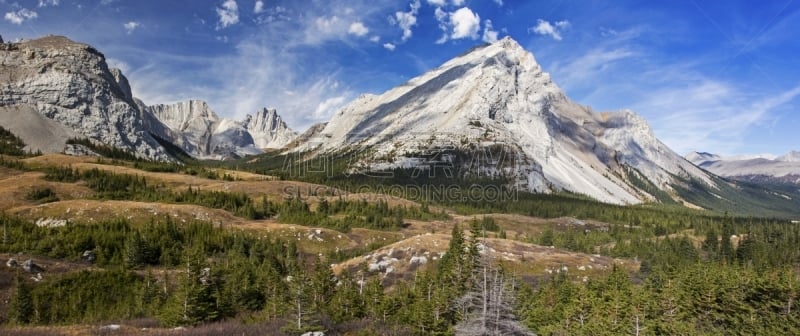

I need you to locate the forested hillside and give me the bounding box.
[0,133,798,335]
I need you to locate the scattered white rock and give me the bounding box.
[409,256,428,265]
[100,324,121,330]
[35,217,67,228]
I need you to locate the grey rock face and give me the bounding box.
[244,108,297,149]
[147,101,296,159]
[0,36,172,161]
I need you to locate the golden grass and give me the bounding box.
[332,231,639,280]
[0,171,93,210]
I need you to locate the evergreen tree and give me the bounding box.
[8,273,34,324]
[124,231,147,269]
[702,228,719,260]
[160,248,218,326]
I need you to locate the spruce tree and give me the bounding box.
[8,274,34,324]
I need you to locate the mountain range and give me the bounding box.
[0,36,296,161]
[1,35,798,213]
[687,151,800,187]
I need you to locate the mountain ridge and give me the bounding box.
[0,35,297,161]
[687,150,800,187]
[295,36,713,205]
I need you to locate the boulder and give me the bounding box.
[22,259,44,273]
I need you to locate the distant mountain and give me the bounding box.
[244,108,297,150]
[687,151,800,187]
[777,151,800,162]
[296,36,714,205]
[145,101,297,160]
[0,35,296,160]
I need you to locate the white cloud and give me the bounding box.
[453,0,465,5]
[314,95,349,119]
[315,16,343,33]
[435,7,481,43]
[106,58,130,74]
[393,0,421,42]
[434,7,447,21]
[348,21,369,37]
[124,1,409,133]
[550,48,636,90]
[216,0,239,29]
[427,0,446,5]
[492,0,503,6]
[253,0,264,14]
[124,21,141,34]
[37,0,59,7]
[449,7,480,40]
[529,19,569,41]
[641,83,800,155]
[4,8,37,25]
[482,19,498,43]
[434,7,449,44]
[304,15,354,44]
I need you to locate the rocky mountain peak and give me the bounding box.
[0,35,172,160]
[149,100,219,132]
[304,36,714,205]
[245,107,297,149]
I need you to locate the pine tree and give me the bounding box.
[702,228,719,260]
[159,248,218,326]
[8,273,34,324]
[310,260,336,311]
[124,231,147,269]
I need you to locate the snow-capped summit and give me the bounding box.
[301,36,714,205]
[244,108,297,149]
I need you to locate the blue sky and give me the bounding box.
[2,0,799,156]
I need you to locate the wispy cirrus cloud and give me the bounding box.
[126,0,404,130]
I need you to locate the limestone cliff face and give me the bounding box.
[146,101,296,159]
[0,36,172,160]
[244,108,297,149]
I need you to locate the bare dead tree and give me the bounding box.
[454,246,535,336]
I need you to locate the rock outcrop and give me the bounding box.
[0,36,173,160]
[244,108,297,149]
